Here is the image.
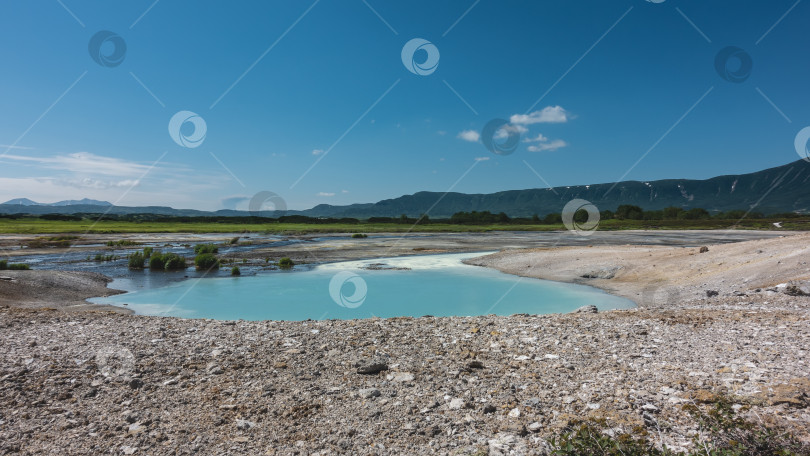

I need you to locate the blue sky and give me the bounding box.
[0,0,807,211]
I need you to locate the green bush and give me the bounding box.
[163,254,186,270]
[194,253,220,270]
[0,260,6,270]
[351,233,368,238]
[228,237,240,245]
[278,257,294,269]
[149,253,166,270]
[148,252,185,270]
[143,247,153,258]
[194,243,218,255]
[128,252,145,269]
[231,266,241,276]
[7,263,30,270]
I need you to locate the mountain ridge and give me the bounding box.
[2,198,112,207]
[3,160,809,218]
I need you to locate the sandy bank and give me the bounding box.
[465,232,810,308]
[0,270,130,314]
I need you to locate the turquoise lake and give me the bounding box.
[90,253,635,320]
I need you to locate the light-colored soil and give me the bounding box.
[0,231,808,455]
[0,270,129,313]
[465,232,810,307]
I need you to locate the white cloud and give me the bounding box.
[457,130,480,142]
[510,106,569,125]
[527,139,567,152]
[317,192,335,197]
[221,195,250,209]
[312,149,324,156]
[523,133,548,143]
[475,156,490,161]
[2,151,151,177]
[436,130,447,136]
[341,189,349,193]
[0,151,233,210]
[493,124,527,140]
[58,177,141,190]
[0,144,35,151]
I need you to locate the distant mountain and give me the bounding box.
[2,160,810,218]
[3,198,41,206]
[50,198,112,207]
[1,198,112,207]
[291,159,810,218]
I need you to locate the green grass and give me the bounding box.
[0,260,31,270]
[547,396,810,456]
[0,217,807,235]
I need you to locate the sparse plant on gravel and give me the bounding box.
[547,398,810,456]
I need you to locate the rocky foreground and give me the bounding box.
[1,291,809,455]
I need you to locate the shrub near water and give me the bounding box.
[148,252,186,271]
[231,266,240,276]
[194,253,220,270]
[194,243,218,255]
[278,257,294,269]
[0,261,30,270]
[163,254,186,270]
[128,252,145,269]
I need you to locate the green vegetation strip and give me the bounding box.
[0,206,808,234]
[0,218,806,235]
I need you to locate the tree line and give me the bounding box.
[0,206,805,225]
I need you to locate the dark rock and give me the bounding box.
[784,284,809,296]
[467,360,484,369]
[128,378,143,389]
[699,246,709,253]
[357,363,388,375]
[706,290,719,297]
[580,266,621,279]
[483,404,497,414]
[572,305,598,314]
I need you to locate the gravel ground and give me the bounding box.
[0,232,809,455]
[0,299,808,455]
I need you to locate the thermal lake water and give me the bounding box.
[91,253,635,320]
